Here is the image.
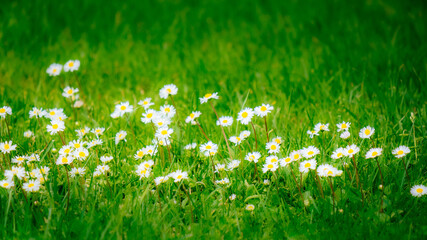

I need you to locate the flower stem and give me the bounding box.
[196,122,210,141]
[290,167,303,202]
[327,177,335,212]
[209,102,233,159]
[64,166,70,215]
[4,118,11,140]
[375,158,384,213]
[264,116,269,142]
[250,122,258,150]
[352,155,360,188]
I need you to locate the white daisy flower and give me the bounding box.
[46,120,65,135]
[215,163,226,173]
[134,148,145,159]
[24,130,34,138]
[302,146,320,159]
[266,141,280,154]
[46,63,62,76]
[91,127,105,137]
[95,165,110,174]
[263,179,270,185]
[245,204,255,211]
[62,86,79,98]
[245,152,261,163]
[215,178,230,185]
[159,84,178,99]
[155,127,173,140]
[73,147,89,160]
[336,121,351,132]
[170,170,188,182]
[45,108,66,121]
[227,160,241,170]
[184,143,197,150]
[185,111,201,125]
[0,141,17,154]
[331,147,345,159]
[70,167,86,177]
[139,160,154,170]
[56,155,73,165]
[299,159,317,173]
[216,116,233,127]
[160,105,176,118]
[154,176,169,185]
[314,123,329,132]
[136,168,151,179]
[290,150,302,162]
[138,97,154,109]
[115,130,127,145]
[307,130,319,138]
[29,107,45,118]
[237,108,254,125]
[279,156,293,167]
[76,126,90,138]
[23,179,41,192]
[141,109,158,124]
[100,156,113,163]
[229,136,243,146]
[12,156,27,165]
[4,166,26,180]
[0,179,14,189]
[200,141,218,156]
[254,104,273,117]
[229,194,236,200]
[239,130,251,139]
[73,100,84,108]
[63,60,80,72]
[344,144,360,157]
[27,154,40,162]
[272,137,282,145]
[0,106,12,118]
[199,92,219,104]
[152,116,171,128]
[365,148,383,159]
[359,126,375,139]
[340,131,350,139]
[410,185,427,197]
[144,145,157,156]
[392,145,410,158]
[317,164,338,177]
[112,102,134,118]
[265,155,280,164]
[262,162,279,173]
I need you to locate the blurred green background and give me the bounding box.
[0,0,426,128]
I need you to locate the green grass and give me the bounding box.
[0,0,426,238]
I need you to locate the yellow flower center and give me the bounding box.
[285,158,291,163]
[275,139,281,144]
[119,134,123,139]
[236,137,241,141]
[64,149,70,154]
[17,157,24,162]
[96,129,101,133]
[416,188,423,193]
[190,113,195,118]
[161,130,168,135]
[247,206,254,210]
[365,129,371,135]
[147,113,153,118]
[68,62,74,67]
[74,143,80,148]
[242,112,248,118]
[137,151,144,157]
[165,108,170,113]
[341,123,347,129]
[79,152,85,157]
[144,163,150,168]
[305,163,311,168]
[53,69,57,73]
[294,154,299,159]
[52,124,58,129]
[327,170,333,175]
[307,151,314,155]
[337,153,343,157]
[49,111,55,116]
[67,89,73,94]
[148,150,153,153]
[268,164,274,169]
[4,144,10,150]
[80,129,85,133]
[271,145,277,150]
[158,122,163,126]
[167,89,171,93]
[28,183,35,188]
[348,149,354,154]
[222,120,227,123]
[120,106,126,111]
[204,93,212,98]
[3,183,9,187]
[62,157,68,163]
[143,101,148,105]
[206,145,212,150]
[261,106,267,111]
[271,158,278,163]
[0,108,5,113]
[320,125,324,130]
[372,152,378,156]
[177,175,182,179]
[397,150,404,155]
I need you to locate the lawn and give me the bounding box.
[0,0,426,239]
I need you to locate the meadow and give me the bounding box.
[0,0,426,239]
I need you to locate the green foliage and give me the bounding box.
[0,0,426,239]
